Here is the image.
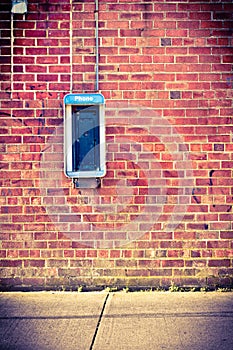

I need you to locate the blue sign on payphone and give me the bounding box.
[64,93,104,105]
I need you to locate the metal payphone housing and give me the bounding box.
[64,93,106,187]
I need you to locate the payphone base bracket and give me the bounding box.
[73,178,101,189]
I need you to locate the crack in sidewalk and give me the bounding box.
[89,292,110,350]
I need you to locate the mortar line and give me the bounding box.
[89,292,110,350]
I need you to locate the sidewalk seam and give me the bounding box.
[89,292,110,350]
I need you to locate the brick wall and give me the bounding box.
[0,0,233,291]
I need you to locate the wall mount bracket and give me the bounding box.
[73,178,101,189]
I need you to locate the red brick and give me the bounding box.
[97,250,109,258]
[220,231,233,239]
[0,136,21,144]
[0,250,6,258]
[25,30,47,37]
[208,260,230,267]
[0,1,232,290]
[0,260,23,267]
[110,250,121,258]
[75,250,86,258]
[37,56,58,64]
[22,278,45,286]
[19,250,30,258]
[161,260,184,268]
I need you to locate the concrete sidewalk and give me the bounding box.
[0,291,232,350]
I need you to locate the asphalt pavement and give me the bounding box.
[0,291,232,350]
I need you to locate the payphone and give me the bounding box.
[64,93,106,188]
